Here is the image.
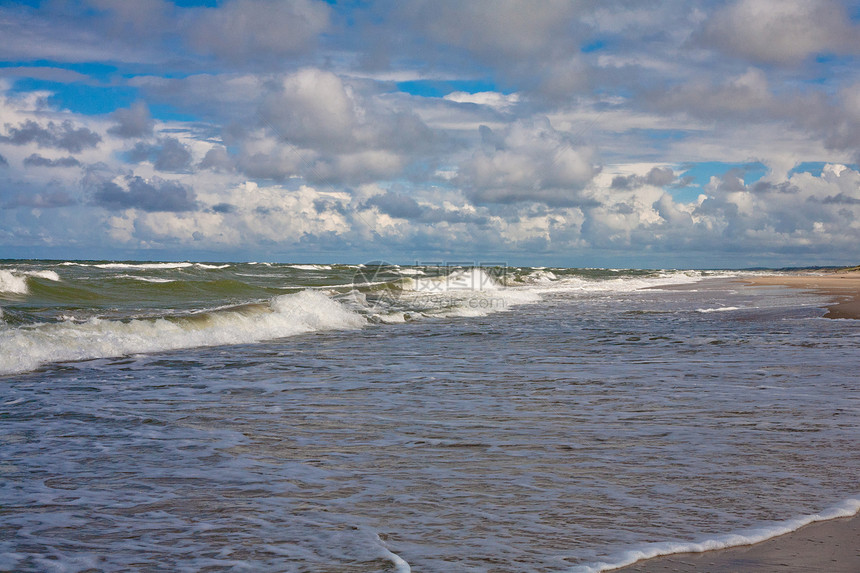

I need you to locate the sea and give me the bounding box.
[1,259,858,572]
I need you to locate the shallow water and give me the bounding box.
[1,262,858,572]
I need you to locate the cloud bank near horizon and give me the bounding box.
[1,0,859,267]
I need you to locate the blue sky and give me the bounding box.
[1,0,860,267]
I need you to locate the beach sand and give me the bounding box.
[613,513,860,572]
[741,270,860,319]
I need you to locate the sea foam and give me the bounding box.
[571,497,860,573]
[0,290,365,375]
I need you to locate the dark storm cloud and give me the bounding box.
[211,202,236,214]
[364,191,489,224]
[92,175,197,212]
[0,120,101,153]
[23,154,82,168]
[751,181,800,194]
[199,146,235,172]
[127,137,192,172]
[365,192,424,219]
[108,101,155,139]
[611,166,677,190]
[822,193,860,205]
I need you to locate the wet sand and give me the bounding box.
[613,513,860,572]
[741,270,860,319]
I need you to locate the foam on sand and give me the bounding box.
[571,497,860,573]
[0,290,365,375]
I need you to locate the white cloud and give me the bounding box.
[443,91,521,111]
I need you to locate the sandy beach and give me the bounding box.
[742,270,860,319]
[614,513,860,572]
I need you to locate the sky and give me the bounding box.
[1,0,860,268]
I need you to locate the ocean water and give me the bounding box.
[1,260,858,572]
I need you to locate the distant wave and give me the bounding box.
[288,264,333,271]
[571,497,860,573]
[0,290,364,375]
[117,274,176,283]
[61,262,229,270]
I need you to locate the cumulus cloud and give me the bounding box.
[128,137,192,172]
[92,175,197,212]
[458,119,600,206]
[698,0,859,65]
[187,0,330,63]
[254,68,437,183]
[23,154,81,168]
[108,101,154,139]
[0,120,101,153]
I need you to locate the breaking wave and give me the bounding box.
[0,290,364,375]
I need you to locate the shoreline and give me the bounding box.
[739,270,860,319]
[611,511,860,572]
[607,271,860,572]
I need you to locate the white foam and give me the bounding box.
[0,290,365,375]
[531,271,709,295]
[0,270,29,294]
[696,306,742,313]
[375,535,411,573]
[571,497,860,573]
[519,269,558,284]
